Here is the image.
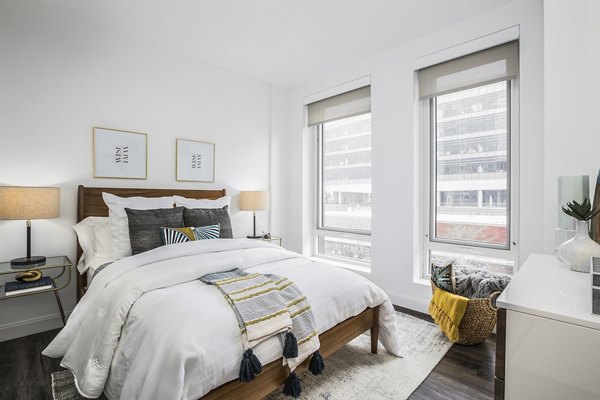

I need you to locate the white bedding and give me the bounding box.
[44,239,401,399]
[85,259,112,283]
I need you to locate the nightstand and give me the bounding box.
[0,255,72,325]
[261,236,282,246]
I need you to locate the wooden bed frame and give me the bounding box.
[75,185,380,400]
[75,185,227,300]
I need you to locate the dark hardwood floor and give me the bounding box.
[398,306,496,400]
[0,328,63,400]
[0,309,495,400]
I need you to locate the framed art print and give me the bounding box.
[93,127,147,179]
[176,139,215,182]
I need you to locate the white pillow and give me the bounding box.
[173,195,231,209]
[93,219,113,260]
[85,220,114,277]
[73,217,110,274]
[102,192,175,259]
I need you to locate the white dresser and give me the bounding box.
[496,253,600,400]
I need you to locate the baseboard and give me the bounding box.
[387,291,430,315]
[0,310,72,342]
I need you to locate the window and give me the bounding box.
[419,41,519,276]
[307,86,372,266]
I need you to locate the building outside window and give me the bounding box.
[307,86,372,266]
[419,41,519,276]
[434,82,509,248]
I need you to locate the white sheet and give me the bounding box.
[85,264,96,283]
[44,239,400,400]
[85,258,112,283]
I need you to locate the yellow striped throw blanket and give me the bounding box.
[429,287,469,342]
[200,269,323,398]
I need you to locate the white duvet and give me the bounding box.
[44,239,401,399]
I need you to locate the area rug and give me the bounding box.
[51,312,451,400]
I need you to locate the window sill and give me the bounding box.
[414,277,431,287]
[309,256,371,274]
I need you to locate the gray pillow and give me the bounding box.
[126,207,184,255]
[183,206,232,238]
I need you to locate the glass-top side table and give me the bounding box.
[0,255,72,325]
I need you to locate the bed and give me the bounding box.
[44,185,400,399]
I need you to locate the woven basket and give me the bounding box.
[430,281,500,345]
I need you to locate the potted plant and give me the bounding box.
[559,198,600,272]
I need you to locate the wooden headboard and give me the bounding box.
[76,185,227,301]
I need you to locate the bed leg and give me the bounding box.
[370,306,379,354]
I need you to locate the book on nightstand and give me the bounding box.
[5,276,53,296]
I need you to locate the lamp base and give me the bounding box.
[11,256,46,268]
[247,235,262,239]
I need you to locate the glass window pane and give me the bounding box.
[430,249,513,275]
[321,113,372,232]
[433,82,509,247]
[317,235,371,263]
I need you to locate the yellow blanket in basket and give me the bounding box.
[429,288,468,342]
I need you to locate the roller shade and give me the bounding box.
[418,40,518,100]
[307,86,371,126]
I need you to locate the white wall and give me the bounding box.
[283,0,545,312]
[0,2,275,341]
[543,0,600,253]
[6,0,590,340]
[269,85,290,240]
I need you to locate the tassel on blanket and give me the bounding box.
[282,372,302,398]
[248,349,262,374]
[239,349,262,382]
[283,331,298,358]
[308,350,324,375]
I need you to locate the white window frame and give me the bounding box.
[313,117,372,269]
[420,79,520,278]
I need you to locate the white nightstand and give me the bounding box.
[260,236,282,247]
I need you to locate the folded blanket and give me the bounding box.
[201,269,323,397]
[270,274,321,371]
[201,270,293,349]
[453,266,511,300]
[429,287,468,342]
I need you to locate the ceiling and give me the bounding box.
[37,0,511,87]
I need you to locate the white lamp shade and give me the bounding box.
[0,186,60,220]
[239,191,269,211]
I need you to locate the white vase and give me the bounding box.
[558,220,600,273]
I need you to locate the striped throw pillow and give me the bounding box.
[431,263,455,293]
[193,224,220,240]
[160,224,220,245]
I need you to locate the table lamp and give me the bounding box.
[239,191,269,239]
[0,186,60,267]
